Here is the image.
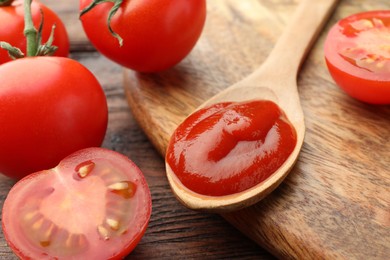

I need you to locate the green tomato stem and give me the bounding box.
[24,0,38,56]
[0,42,24,59]
[80,0,124,46]
[0,0,57,58]
[0,0,14,6]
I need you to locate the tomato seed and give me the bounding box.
[32,217,44,230]
[107,181,129,190]
[377,62,385,68]
[373,18,385,28]
[106,218,120,230]
[40,240,51,247]
[76,161,95,178]
[97,225,110,240]
[351,19,374,30]
[43,224,56,240]
[66,235,79,248]
[23,211,39,221]
[108,181,136,199]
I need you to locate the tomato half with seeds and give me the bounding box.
[2,147,152,259]
[0,0,69,64]
[324,10,390,104]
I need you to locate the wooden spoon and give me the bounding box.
[165,0,340,213]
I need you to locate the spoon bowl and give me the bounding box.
[166,0,339,213]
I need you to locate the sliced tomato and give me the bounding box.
[2,148,152,259]
[324,10,390,104]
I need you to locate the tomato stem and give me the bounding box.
[24,0,38,56]
[0,0,14,6]
[80,0,124,46]
[0,42,24,59]
[0,0,58,58]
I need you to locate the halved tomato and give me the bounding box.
[2,148,152,259]
[324,10,390,104]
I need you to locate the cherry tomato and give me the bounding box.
[79,0,206,72]
[324,10,390,104]
[0,0,69,64]
[0,57,108,179]
[2,147,152,259]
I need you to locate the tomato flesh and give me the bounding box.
[324,10,390,104]
[2,148,152,259]
[166,100,297,196]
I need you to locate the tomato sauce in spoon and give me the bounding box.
[166,100,297,196]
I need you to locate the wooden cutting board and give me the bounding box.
[124,0,390,259]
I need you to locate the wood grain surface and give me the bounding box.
[165,0,339,213]
[123,0,390,259]
[0,1,275,259]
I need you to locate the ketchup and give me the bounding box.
[166,100,297,196]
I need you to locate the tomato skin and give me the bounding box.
[79,0,206,72]
[325,58,390,104]
[0,0,70,64]
[0,57,108,179]
[2,147,151,259]
[324,10,390,104]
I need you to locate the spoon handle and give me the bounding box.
[260,0,339,81]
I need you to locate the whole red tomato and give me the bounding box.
[2,147,152,259]
[324,10,390,104]
[79,0,206,72]
[0,57,108,179]
[0,0,69,64]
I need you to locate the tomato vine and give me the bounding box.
[80,0,124,46]
[0,0,58,59]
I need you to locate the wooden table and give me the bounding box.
[0,1,273,259]
[1,0,389,259]
[123,0,390,259]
